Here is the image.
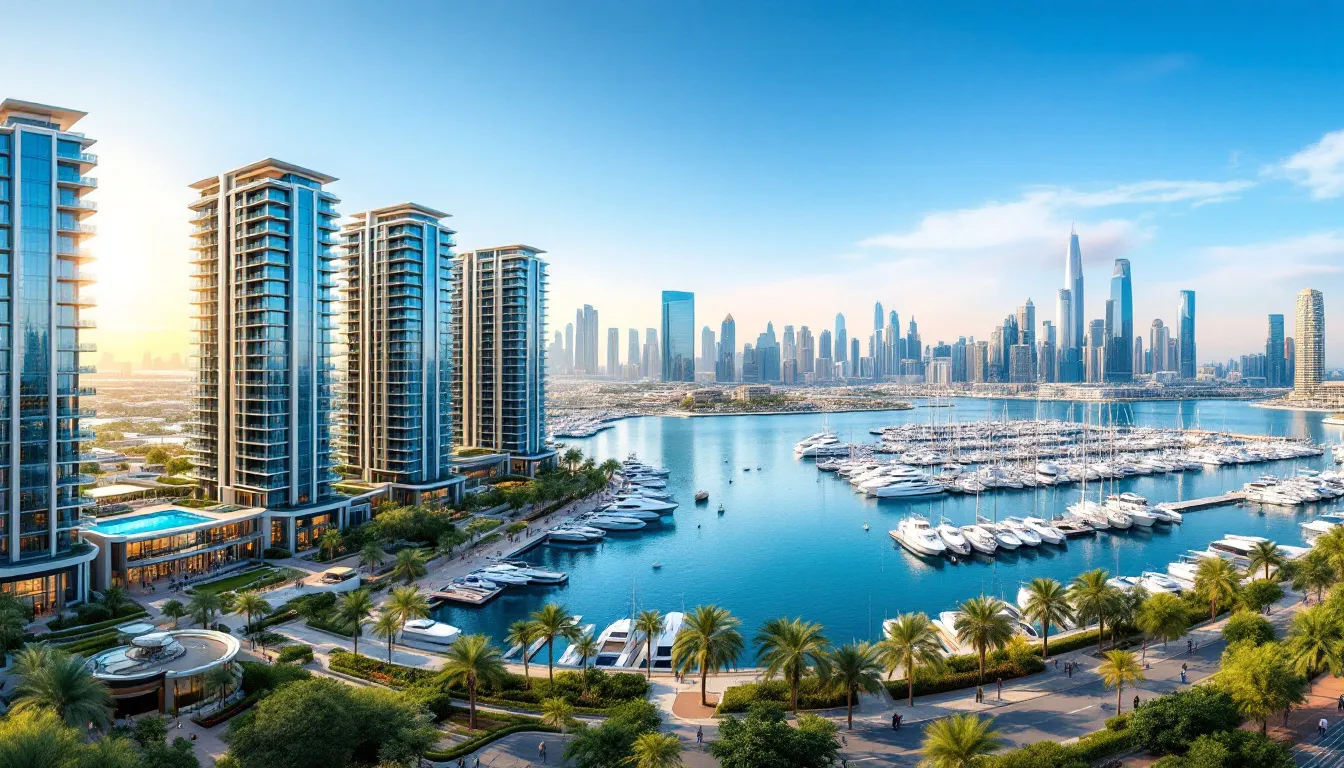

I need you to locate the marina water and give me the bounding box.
[435,398,1344,660]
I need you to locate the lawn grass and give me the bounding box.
[191,567,277,594]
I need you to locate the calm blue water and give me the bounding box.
[435,399,1344,658]
[90,509,211,536]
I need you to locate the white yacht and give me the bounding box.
[487,561,568,585]
[1149,505,1183,524]
[1208,538,1257,560]
[399,619,461,649]
[1022,516,1065,545]
[1104,508,1134,529]
[976,517,1022,549]
[647,611,684,672]
[935,521,972,555]
[455,575,499,591]
[548,526,606,543]
[874,478,945,498]
[584,515,648,531]
[1139,572,1183,594]
[593,619,638,668]
[1302,519,1338,542]
[1066,501,1111,530]
[1107,575,1143,591]
[618,486,675,501]
[959,524,1000,555]
[890,518,948,557]
[1000,517,1042,546]
[475,566,530,585]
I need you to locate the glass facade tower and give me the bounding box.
[339,203,461,504]
[1105,258,1133,382]
[0,100,100,611]
[660,290,695,382]
[186,159,340,510]
[1178,290,1196,379]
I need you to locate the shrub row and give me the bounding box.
[262,547,293,560]
[886,655,1046,699]
[991,724,1134,767]
[240,660,312,695]
[276,644,314,665]
[36,610,150,642]
[57,632,123,657]
[46,603,146,632]
[1071,727,1136,763]
[328,650,435,687]
[251,609,297,633]
[424,722,559,762]
[718,678,849,713]
[191,691,262,728]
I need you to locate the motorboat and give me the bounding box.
[976,517,1022,550]
[1054,518,1096,538]
[486,561,568,585]
[1302,519,1338,541]
[618,486,675,502]
[934,611,965,653]
[556,623,597,666]
[548,527,606,543]
[1022,516,1064,545]
[1107,575,1143,592]
[890,517,948,557]
[959,524,999,555]
[872,478,945,498]
[647,611,684,672]
[694,491,709,503]
[1000,517,1042,546]
[1104,509,1133,529]
[455,575,499,591]
[593,619,638,668]
[1066,501,1111,530]
[1208,538,1257,560]
[1139,572,1183,594]
[935,521,972,555]
[399,618,461,649]
[474,566,530,585]
[1126,509,1159,527]
[584,515,648,531]
[1149,505,1183,524]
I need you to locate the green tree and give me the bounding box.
[672,605,745,708]
[918,713,1003,768]
[84,734,142,768]
[1128,685,1241,756]
[164,456,194,476]
[1290,549,1336,602]
[161,599,187,629]
[440,634,507,731]
[1223,610,1276,647]
[389,549,427,585]
[627,732,682,768]
[565,700,663,768]
[754,616,830,713]
[387,586,431,635]
[1179,730,1294,768]
[317,529,343,561]
[562,448,584,472]
[1285,604,1344,676]
[818,641,884,730]
[359,543,387,575]
[11,650,115,729]
[232,593,272,635]
[144,446,170,466]
[505,619,541,681]
[0,608,25,665]
[1220,641,1306,733]
[1136,592,1188,659]
[1239,578,1285,614]
[188,590,223,628]
[100,585,131,617]
[373,613,401,663]
[531,603,581,684]
[1246,540,1285,581]
[0,708,85,768]
[876,611,944,708]
[1069,569,1121,651]
[709,704,838,768]
[1021,577,1073,661]
[1194,557,1240,621]
[634,609,666,682]
[991,741,1084,768]
[953,596,1014,684]
[1097,649,1144,714]
[335,588,375,657]
[541,696,577,741]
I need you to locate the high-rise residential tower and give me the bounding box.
[781,324,796,363]
[1064,228,1085,355]
[451,245,554,475]
[606,327,620,377]
[799,326,815,374]
[834,313,847,367]
[1266,314,1286,387]
[699,326,715,377]
[660,290,694,382]
[627,329,639,379]
[1294,288,1324,395]
[1178,290,1196,379]
[574,304,598,376]
[757,322,781,382]
[339,203,462,506]
[716,314,735,382]
[1149,320,1169,373]
[1106,259,1133,382]
[188,159,341,516]
[0,100,100,608]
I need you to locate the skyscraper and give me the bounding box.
[699,326,715,376]
[1178,290,1196,379]
[1106,259,1134,382]
[850,338,860,372]
[574,304,598,376]
[188,159,340,513]
[452,245,553,474]
[660,291,695,382]
[782,324,796,363]
[562,322,574,375]
[607,327,620,377]
[643,329,660,380]
[1064,228,1085,354]
[740,343,759,383]
[1286,337,1296,386]
[834,313,847,366]
[0,100,99,605]
[757,322,781,383]
[1056,288,1080,382]
[627,329,640,379]
[1294,288,1324,395]
[717,314,736,382]
[873,302,884,334]
[1266,314,1286,387]
[799,326,815,374]
[340,203,461,505]
[1132,336,1143,377]
[818,329,832,379]
[1149,320,1169,373]
[1009,345,1033,383]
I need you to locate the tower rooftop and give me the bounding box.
[0,99,87,131]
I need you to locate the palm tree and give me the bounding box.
[442,634,507,731]
[818,641,884,730]
[541,696,577,741]
[203,665,235,710]
[673,604,745,708]
[953,597,1014,684]
[335,588,375,657]
[506,620,541,681]
[359,542,387,575]
[11,643,60,680]
[755,616,830,713]
[1070,569,1120,651]
[373,612,402,663]
[99,585,130,617]
[1136,592,1188,660]
[1287,605,1344,676]
[318,529,343,561]
[1291,551,1336,603]
[11,652,114,729]
[1021,578,1073,661]
[562,448,583,472]
[187,590,224,628]
[876,612,944,708]
[1247,540,1284,582]
[634,609,666,681]
[531,603,581,684]
[161,599,187,629]
[627,732,683,768]
[232,592,272,635]
[1098,649,1145,714]
[598,458,622,480]
[572,630,601,696]
[387,586,431,633]
[1194,556,1240,621]
[389,549,427,585]
[919,713,1004,768]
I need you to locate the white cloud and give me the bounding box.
[1269,129,1344,199]
[1198,232,1344,282]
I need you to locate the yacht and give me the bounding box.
[399,619,461,650]
[1104,508,1134,529]
[1208,538,1257,560]
[593,619,638,668]
[556,624,597,666]
[873,478,945,498]
[935,521,972,555]
[1139,572,1183,594]
[584,515,648,532]
[1000,517,1042,546]
[1054,518,1096,538]
[976,517,1023,549]
[1149,505,1183,524]
[1107,575,1143,591]
[475,566,530,585]
[1066,501,1111,530]
[485,561,568,585]
[455,575,499,591]
[890,517,948,557]
[933,611,965,652]
[622,459,669,477]
[1022,516,1065,545]
[959,524,999,555]
[647,611,685,672]
[548,526,606,543]
[618,486,675,502]
[1302,519,1338,542]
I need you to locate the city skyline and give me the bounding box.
[6,4,1344,365]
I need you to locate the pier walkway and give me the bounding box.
[1159,491,1247,512]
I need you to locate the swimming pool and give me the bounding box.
[90,510,212,537]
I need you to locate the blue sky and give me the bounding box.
[7,1,1344,363]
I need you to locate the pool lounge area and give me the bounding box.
[89,510,213,537]
[81,504,268,591]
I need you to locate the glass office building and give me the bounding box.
[451,245,555,476]
[339,204,463,506]
[186,159,342,517]
[0,100,101,613]
[661,290,695,382]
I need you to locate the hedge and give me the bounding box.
[885,653,1045,699]
[1036,629,1103,657]
[424,722,559,762]
[36,610,150,642]
[276,644,314,665]
[1071,727,1136,763]
[191,691,262,728]
[251,609,298,632]
[240,660,311,694]
[55,632,124,657]
[46,605,148,633]
[718,678,849,713]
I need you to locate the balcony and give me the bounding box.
[56,175,97,188]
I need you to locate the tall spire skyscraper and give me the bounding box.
[716,314,736,383]
[1064,227,1084,353]
[1105,258,1133,382]
[834,313,847,367]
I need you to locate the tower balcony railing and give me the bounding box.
[57,175,98,188]
[57,198,97,212]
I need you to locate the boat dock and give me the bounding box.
[431,585,505,606]
[1157,492,1247,513]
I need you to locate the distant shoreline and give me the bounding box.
[674,404,916,418]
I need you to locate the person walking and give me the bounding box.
[1180,668,1187,684]
[1187,638,1193,653]
[1133,695,1140,711]
[697,726,703,745]
[996,677,1003,700]
[538,740,547,763]
[1337,693,1343,712]
[1320,718,1329,737]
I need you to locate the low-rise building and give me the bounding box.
[87,629,240,717]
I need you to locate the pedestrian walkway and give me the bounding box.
[1288,675,1344,767]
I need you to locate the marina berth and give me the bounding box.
[890,517,948,557]
[1001,517,1043,546]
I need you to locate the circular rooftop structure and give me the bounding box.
[88,628,239,682]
